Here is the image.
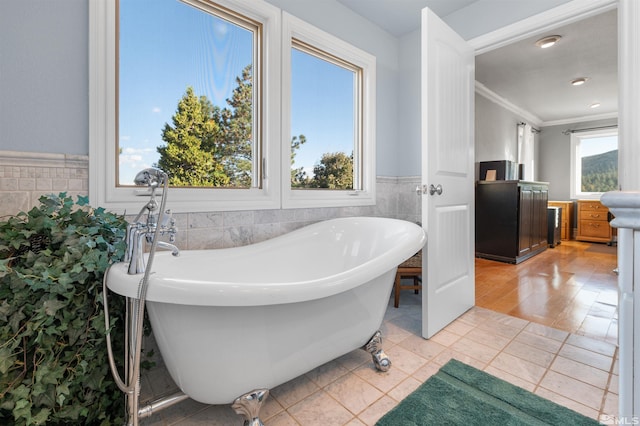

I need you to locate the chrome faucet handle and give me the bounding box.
[160,209,173,227]
[126,167,172,275]
[167,217,178,243]
[158,209,177,242]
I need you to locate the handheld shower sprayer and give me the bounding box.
[134,167,168,187]
[104,166,180,425]
[125,167,178,273]
[130,168,168,224]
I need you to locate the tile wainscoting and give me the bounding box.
[0,150,88,218]
[0,150,421,249]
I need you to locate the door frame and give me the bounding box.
[468,0,616,55]
[467,0,640,418]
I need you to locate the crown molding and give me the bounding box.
[475,81,543,127]
[542,112,618,127]
[475,82,619,128]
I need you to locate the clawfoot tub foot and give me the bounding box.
[232,389,269,426]
[362,330,391,372]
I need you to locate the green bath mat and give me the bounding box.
[376,359,601,425]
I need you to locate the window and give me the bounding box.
[290,42,359,191]
[570,128,618,199]
[118,0,259,189]
[517,123,535,181]
[90,0,281,212]
[282,12,376,208]
[90,2,375,213]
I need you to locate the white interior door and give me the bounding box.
[421,8,475,339]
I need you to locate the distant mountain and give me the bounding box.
[581,150,618,192]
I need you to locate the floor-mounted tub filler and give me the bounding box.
[104,168,426,426]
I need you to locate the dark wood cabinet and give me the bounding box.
[475,180,549,264]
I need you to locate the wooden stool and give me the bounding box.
[394,251,422,308]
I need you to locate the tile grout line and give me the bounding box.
[599,344,620,421]
[531,331,571,396]
[473,314,607,421]
[534,331,615,420]
[478,316,529,378]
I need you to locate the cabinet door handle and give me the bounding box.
[429,184,443,196]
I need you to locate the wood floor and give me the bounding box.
[475,240,619,346]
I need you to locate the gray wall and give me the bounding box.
[475,93,539,180]
[397,29,422,177]
[0,0,88,155]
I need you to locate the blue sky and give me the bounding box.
[119,0,354,185]
[291,48,355,178]
[580,135,618,158]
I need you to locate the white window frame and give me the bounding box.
[89,0,281,213]
[90,2,376,213]
[570,127,618,200]
[281,12,376,209]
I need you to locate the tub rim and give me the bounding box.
[106,216,426,306]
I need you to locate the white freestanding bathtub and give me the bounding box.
[106,216,425,409]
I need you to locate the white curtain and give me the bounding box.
[517,123,534,181]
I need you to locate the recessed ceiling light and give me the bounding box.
[535,35,561,48]
[571,77,588,86]
[590,102,601,109]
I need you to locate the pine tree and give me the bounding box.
[214,65,254,187]
[156,87,229,186]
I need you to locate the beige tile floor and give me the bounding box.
[139,292,619,425]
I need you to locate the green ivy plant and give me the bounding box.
[0,193,128,425]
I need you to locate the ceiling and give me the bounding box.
[337,0,618,126]
[337,0,478,38]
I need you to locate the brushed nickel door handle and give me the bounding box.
[429,184,443,195]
